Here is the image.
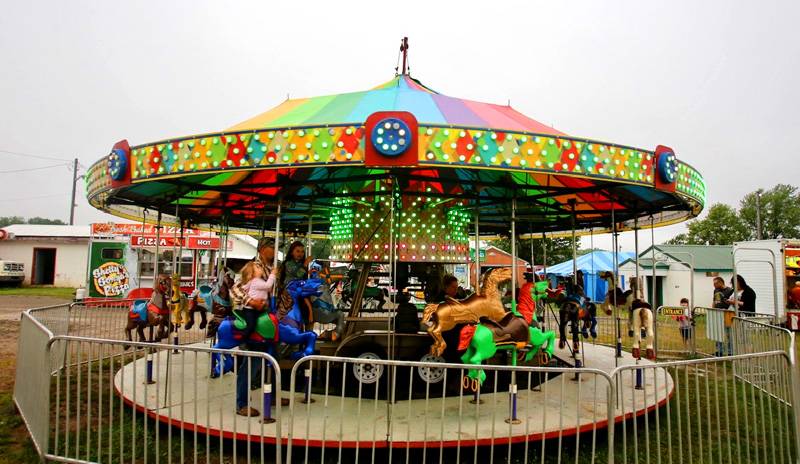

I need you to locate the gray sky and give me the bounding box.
[1,0,798,253]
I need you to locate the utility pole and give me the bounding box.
[755,189,762,240]
[69,158,78,225]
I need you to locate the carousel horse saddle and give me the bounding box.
[129,299,148,321]
[479,312,529,345]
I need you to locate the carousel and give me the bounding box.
[87,40,705,447]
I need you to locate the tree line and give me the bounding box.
[0,216,66,228]
[668,184,800,245]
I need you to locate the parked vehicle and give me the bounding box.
[0,258,24,286]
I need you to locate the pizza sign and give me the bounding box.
[92,262,130,297]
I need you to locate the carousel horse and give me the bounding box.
[309,261,346,341]
[169,273,190,329]
[185,285,213,331]
[556,280,597,354]
[210,305,281,378]
[279,278,324,360]
[629,299,655,359]
[422,267,512,357]
[599,272,654,359]
[459,312,557,385]
[340,267,387,311]
[124,275,172,344]
[598,271,635,317]
[186,271,235,337]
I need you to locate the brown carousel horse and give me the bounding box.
[188,271,235,338]
[125,274,172,345]
[422,267,512,357]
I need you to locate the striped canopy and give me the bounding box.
[228,75,564,136]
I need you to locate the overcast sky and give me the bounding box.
[1,1,798,253]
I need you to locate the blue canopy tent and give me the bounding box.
[539,251,636,302]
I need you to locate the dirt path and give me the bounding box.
[0,296,70,391]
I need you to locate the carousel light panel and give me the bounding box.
[328,192,471,263]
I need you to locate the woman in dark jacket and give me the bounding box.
[728,275,757,313]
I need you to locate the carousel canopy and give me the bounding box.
[86,62,705,262]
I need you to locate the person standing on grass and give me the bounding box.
[677,297,693,348]
[712,276,733,356]
[727,275,757,314]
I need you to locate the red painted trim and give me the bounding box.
[114,379,675,449]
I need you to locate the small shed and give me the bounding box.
[619,245,733,309]
[541,251,636,302]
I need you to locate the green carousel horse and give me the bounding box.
[460,280,556,386]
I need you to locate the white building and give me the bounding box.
[619,245,733,309]
[0,225,91,287]
[0,224,259,289]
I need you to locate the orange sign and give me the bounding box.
[91,223,203,236]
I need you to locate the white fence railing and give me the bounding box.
[11,301,800,463]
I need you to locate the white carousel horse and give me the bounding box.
[599,272,655,360]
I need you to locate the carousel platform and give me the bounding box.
[113,342,673,448]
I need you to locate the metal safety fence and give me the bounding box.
[12,301,800,463]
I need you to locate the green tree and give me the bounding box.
[27,217,66,225]
[490,237,576,266]
[0,216,25,228]
[740,184,800,239]
[667,204,750,245]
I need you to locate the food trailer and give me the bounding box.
[87,223,231,299]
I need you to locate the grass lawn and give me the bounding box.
[0,286,75,299]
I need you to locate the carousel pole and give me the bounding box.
[171,205,181,353]
[174,216,185,353]
[569,199,583,378]
[542,231,548,328]
[385,178,397,440]
[471,205,483,405]
[137,209,147,289]
[612,205,622,361]
[507,197,520,424]
[651,215,658,361]
[570,199,577,286]
[154,211,162,284]
[633,215,644,389]
[511,198,518,306]
[263,201,282,423]
[306,201,313,255]
[474,207,480,293]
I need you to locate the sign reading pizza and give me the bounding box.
[129,235,228,250]
[92,262,130,297]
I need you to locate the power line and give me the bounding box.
[0,163,71,174]
[0,149,72,162]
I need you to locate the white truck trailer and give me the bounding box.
[732,239,800,326]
